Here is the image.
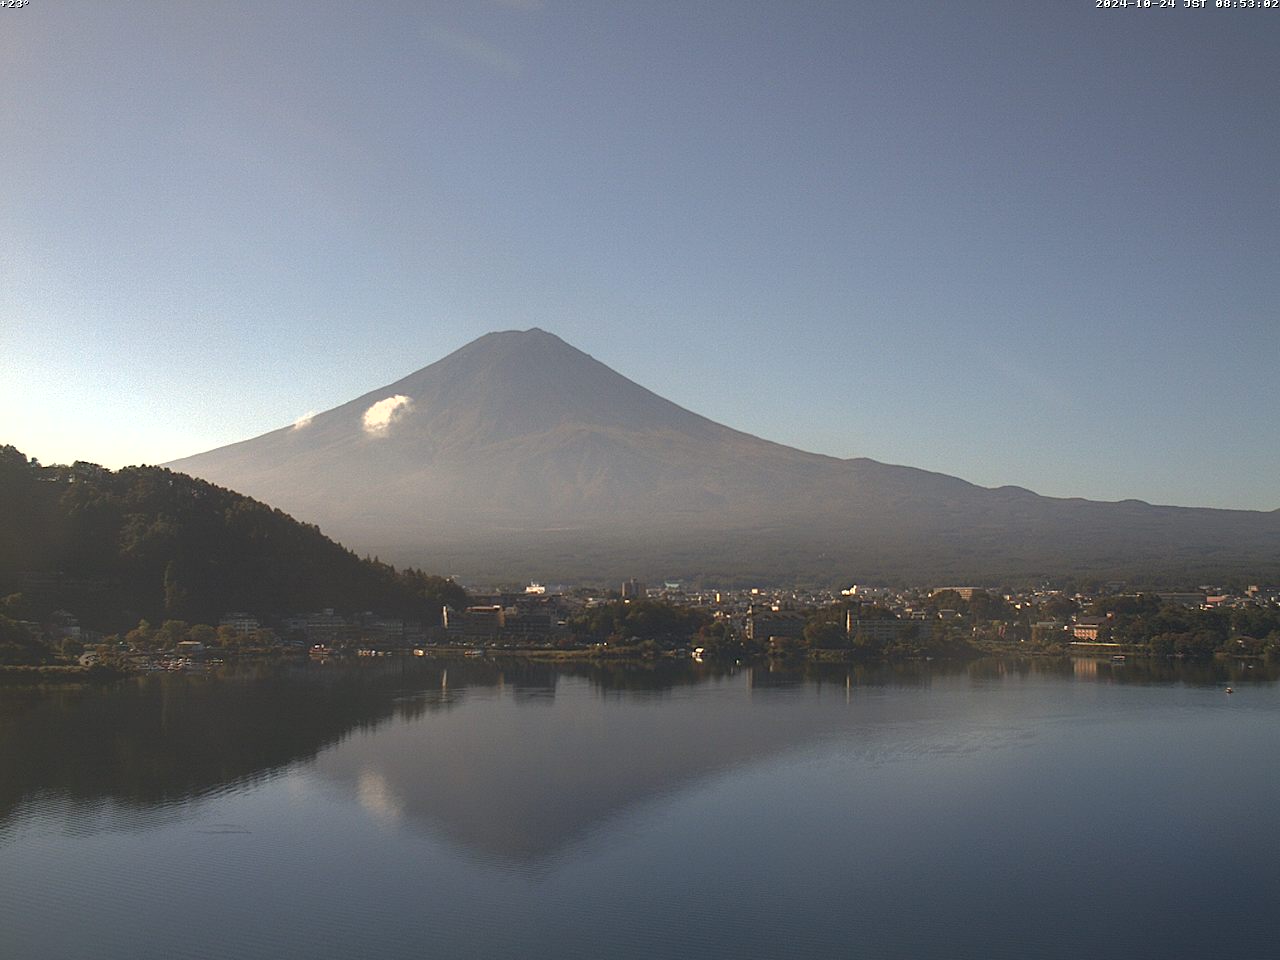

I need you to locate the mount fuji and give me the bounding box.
[167,329,1279,584]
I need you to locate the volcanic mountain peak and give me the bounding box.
[166,329,1280,583]
[316,326,723,446]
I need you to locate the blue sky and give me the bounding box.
[2,0,1277,510]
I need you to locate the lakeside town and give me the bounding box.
[6,575,1279,675]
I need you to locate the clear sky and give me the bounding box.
[2,0,1277,510]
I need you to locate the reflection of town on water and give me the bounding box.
[2,654,1276,861]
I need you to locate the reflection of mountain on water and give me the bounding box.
[314,664,866,864]
[0,659,695,831]
[2,658,1275,859]
[310,656,1280,864]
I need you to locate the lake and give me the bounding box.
[2,657,1277,960]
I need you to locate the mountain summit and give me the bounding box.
[167,330,1279,583]
[333,327,723,444]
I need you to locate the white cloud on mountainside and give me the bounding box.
[362,395,413,437]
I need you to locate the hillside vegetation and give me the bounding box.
[0,445,466,633]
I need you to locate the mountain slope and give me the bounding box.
[167,329,1280,584]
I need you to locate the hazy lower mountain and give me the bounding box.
[167,329,1279,585]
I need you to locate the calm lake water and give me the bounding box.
[2,657,1278,960]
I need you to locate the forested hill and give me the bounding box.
[0,445,467,632]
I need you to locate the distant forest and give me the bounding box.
[0,446,467,633]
